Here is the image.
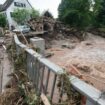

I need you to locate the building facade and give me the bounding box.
[0,0,33,29]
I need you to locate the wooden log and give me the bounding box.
[41,93,51,105]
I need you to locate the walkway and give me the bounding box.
[0,37,13,93]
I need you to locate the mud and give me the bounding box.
[47,33,105,90]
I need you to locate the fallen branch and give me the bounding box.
[41,93,51,105]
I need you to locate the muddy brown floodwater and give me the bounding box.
[47,33,105,90]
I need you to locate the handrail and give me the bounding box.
[14,34,105,105]
[70,76,104,105]
[14,35,64,74]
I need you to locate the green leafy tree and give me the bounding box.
[0,13,7,27]
[12,9,30,25]
[58,0,101,30]
[43,11,53,18]
[30,9,40,19]
[94,0,105,27]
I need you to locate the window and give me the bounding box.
[14,2,26,8]
[23,4,26,7]
[14,2,17,6]
[10,12,14,17]
[21,4,26,7]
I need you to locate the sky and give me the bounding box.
[0,0,61,18]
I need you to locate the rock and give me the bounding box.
[45,52,54,58]
[77,65,90,73]
[62,43,69,48]
[62,43,75,49]
[85,42,92,46]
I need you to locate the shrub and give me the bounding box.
[12,9,30,25]
[58,0,102,30]
[30,9,40,19]
[0,13,7,27]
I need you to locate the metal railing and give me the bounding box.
[14,34,105,105]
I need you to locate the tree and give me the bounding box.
[12,9,30,25]
[30,9,40,19]
[94,0,105,27]
[58,0,101,30]
[43,11,53,18]
[0,13,7,27]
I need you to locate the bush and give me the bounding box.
[43,11,53,18]
[12,9,30,25]
[95,0,105,27]
[58,0,102,30]
[30,9,40,19]
[12,9,40,25]
[0,14,7,28]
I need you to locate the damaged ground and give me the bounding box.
[0,34,40,105]
[44,32,105,90]
[1,14,105,104]
[26,15,105,90]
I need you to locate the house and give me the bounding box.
[0,0,33,29]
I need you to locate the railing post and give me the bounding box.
[51,74,57,101]
[40,65,45,93]
[45,69,50,94]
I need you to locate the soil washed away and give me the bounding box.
[46,33,105,90]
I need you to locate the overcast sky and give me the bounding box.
[0,0,61,18]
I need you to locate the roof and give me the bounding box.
[0,0,33,12]
[0,0,14,12]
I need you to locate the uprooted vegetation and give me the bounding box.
[0,41,40,105]
[57,74,81,105]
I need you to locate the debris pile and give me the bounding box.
[1,35,55,105]
[0,41,40,105]
[89,28,105,37]
[28,16,85,41]
[28,16,56,32]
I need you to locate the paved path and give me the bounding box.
[0,37,13,93]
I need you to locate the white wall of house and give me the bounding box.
[5,0,32,29]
